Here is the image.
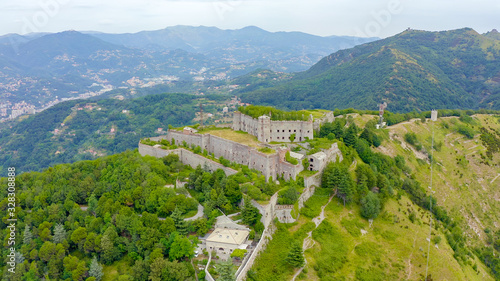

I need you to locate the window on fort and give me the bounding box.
[310,158,313,162]
[294,130,296,132]
[289,130,291,132]
[276,130,279,132]
[282,130,285,132]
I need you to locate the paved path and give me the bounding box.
[184,190,204,221]
[291,194,334,281]
[205,251,215,281]
[185,203,204,221]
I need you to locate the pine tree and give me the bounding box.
[88,194,98,215]
[285,242,305,268]
[170,206,188,235]
[343,123,359,147]
[89,256,104,281]
[360,192,381,219]
[23,225,33,245]
[217,259,235,281]
[338,173,354,206]
[53,223,67,244]
[241,197,260,226]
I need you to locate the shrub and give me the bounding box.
[404,132,418,146]
[285,151,299,165]
[456,125,475,139]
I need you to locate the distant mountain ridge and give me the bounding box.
[0,26,377,109]
[89,25,377,61]
[238,28,500,112]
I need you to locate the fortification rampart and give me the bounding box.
[162,130,302,181]
[138,143,238,176]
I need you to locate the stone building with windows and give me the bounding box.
[232,111,315,143]
[205,215,250,260]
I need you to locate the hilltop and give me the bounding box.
[238,28,500,112]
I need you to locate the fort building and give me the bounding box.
[233,111,316,143]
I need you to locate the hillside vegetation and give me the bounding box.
[249,112,500,280]
[239,28,500,112]
[0,93,228,174]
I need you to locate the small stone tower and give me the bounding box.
[431,110,438,121]
[258,115,271,143]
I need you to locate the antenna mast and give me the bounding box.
[425,110,436,280]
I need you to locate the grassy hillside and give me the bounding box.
[375,114,500,248]
[238,28,500,112]
[249,113,500,280]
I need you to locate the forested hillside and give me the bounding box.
[0,93,224,174]
[238,28,500,112]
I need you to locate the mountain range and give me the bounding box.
[238,28,500,112]
[0,26,376,109]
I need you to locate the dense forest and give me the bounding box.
[0,147,271,280]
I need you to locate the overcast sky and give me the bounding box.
[1,0,499,38]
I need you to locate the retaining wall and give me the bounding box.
[138,143,237,176]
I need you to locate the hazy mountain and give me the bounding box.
[0,26,376,110]
[90,25,377,62]
[238,28,500,112]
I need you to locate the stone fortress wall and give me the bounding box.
[138,143,238,176]
[150,129,303,181]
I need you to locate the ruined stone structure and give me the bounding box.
[307,142,343,171]
[161,130,303,181]
[232,112,315,143]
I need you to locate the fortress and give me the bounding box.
[138,109,343,280]
[139,111,340,182]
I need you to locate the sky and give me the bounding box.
[0,0,499,38]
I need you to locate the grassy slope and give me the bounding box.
[375,114,500,245]
[250,113,499,280]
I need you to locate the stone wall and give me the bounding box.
[161,130,302,181]
[138,143,238,176]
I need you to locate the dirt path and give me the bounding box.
[291,194,335,281]
[491,173,500,184]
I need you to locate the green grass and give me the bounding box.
[102,259,132,281]
[299,188,332,218]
